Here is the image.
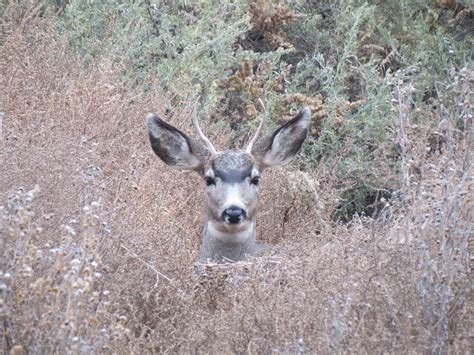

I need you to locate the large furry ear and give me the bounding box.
[146,113,210,171]
[251,107,311,170]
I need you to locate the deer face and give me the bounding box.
[203,151,260,233]
[146,107,311,240]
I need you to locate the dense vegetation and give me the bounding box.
[58,0,472,219]
[1,1,472,353]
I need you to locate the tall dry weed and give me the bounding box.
[1,5,472,354]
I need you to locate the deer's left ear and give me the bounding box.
[251,107,311,170]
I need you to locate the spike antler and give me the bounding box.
[246,98,267,153]
[192,106,218,155]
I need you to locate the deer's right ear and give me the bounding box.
[146,113,210,171]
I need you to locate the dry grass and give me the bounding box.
[1,8,472,354]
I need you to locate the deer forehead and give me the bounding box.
[206,151,258,183]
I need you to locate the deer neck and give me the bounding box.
[198,210,257,262]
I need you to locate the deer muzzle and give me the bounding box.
[222,206,246,224]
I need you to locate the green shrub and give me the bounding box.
[55,0,471,220]
[284,0,471,219]
[59,1,266,105]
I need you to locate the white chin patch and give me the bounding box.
[208,220,254,242]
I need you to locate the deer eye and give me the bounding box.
[250,176,260,186]
[205,177,216,186]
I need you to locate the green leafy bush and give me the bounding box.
[60,1,264,104]
[283,0,471,219]
[56,0,471,220]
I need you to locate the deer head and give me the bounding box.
[146,105,311,262]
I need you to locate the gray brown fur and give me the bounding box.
[146,107,311,262]
[212,152,253,183]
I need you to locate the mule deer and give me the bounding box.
[146,105,311,262]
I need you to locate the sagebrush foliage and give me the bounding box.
[61,1,261,104]
[56,0,471,219]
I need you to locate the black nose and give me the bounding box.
[223,206,245,224]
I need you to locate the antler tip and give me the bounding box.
[192,107,217,155]
[146,112,157,121]
[301,107,311,119]
[246,100,267,153]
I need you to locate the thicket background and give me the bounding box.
[1,0,472,353]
